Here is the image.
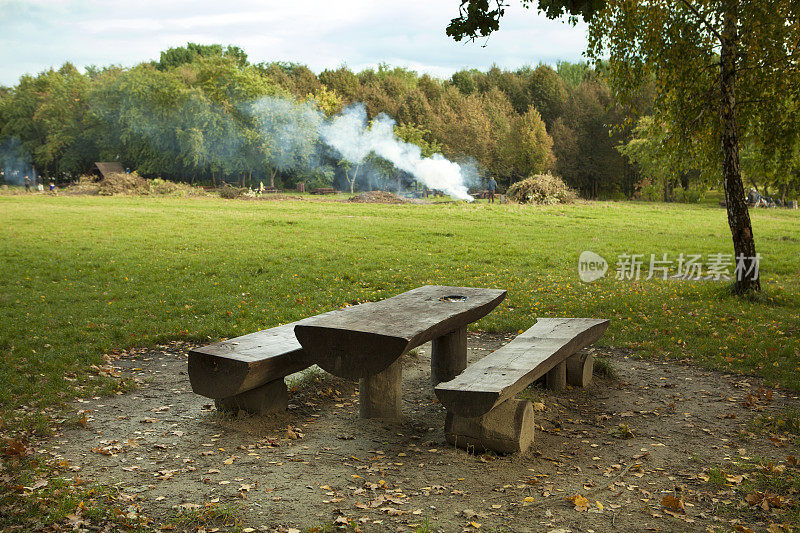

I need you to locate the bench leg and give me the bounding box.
[445,399,535,454]
[431,326,467,386]
[359,358,402,419]
[214,378,288,415]
[546,360,567,391]
[566,350,594,387]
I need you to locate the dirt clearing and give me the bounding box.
[46,334,800,532]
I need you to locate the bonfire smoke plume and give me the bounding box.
[249,97,475,200]
[319,104,473,201]
[0,137,36,186]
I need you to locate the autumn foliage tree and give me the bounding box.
[448,0,800,293]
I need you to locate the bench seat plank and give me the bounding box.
[294,285,506,379]
[434,318,609,418]
[188,321,314,399]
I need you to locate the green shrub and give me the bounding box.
[636,178,662,201]
[674,185,706,203]
[507,174,578,205]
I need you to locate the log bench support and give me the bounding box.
[545,360,567,391]
[566,350,594,388]
[214,378,288,415]
[431,326,467,386]
[445,399,535,454]
[359,358,402,419]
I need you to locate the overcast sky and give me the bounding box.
[0,0,588,86]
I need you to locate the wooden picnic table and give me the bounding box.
[294,285,506,418]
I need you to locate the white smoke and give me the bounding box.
[319,104,473,201]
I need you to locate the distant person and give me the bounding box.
[49,181,55,192]
[487,176,498,203]
[37,183,44,192]
[747,188,759,206]
[24,175,31,192]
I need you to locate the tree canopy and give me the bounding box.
[447,0,800,293]
[0,45,651,197]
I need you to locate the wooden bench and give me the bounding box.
[187,315,332,415]
[311,187,336,195]
[294,285,506,418]
[435,318,609,453]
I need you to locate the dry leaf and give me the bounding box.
[2,438,28,457]
[661,494,685,513]
[23,479,48,492]
[566,494,589,511]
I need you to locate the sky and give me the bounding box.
[0,0,588,86]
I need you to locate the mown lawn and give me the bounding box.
[1,194,799,432]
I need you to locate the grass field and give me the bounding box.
[1,194,799,434]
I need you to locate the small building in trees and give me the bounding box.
[89,162,125,181]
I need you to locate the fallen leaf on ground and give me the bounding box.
[566,494,589,511]
[661,494,685,513]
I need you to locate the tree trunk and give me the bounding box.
[270,169,276,188]
[352,163,360,194]
[720,0,760,293]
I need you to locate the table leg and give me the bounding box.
[359,358,402,419]
[431,326,467,386]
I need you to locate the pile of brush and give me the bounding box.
[348,191,406,204]
[506,174,578,205]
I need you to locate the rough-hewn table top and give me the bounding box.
[294,285,506,379]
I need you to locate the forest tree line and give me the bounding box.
[0,43,796,200]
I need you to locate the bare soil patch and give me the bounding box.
[47,334,800,532]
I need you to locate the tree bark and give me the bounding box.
[720,0,760,293]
